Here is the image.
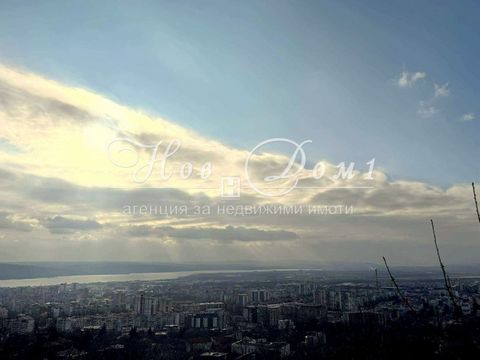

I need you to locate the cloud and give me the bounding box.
[417,101,438,118]
[0,63,479,264]
[397,71,426,87]
[0,64,245,192]
[0,80,94,124]
[395,72,454,119]
[0,212,34,232]
[434,83,450,97]
[309,181,470,216]
[123,224,299,242]
[461,112,475,122]
[42,215,103,234]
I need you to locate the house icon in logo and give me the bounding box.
[221,177,241,198]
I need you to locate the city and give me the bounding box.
[1,269,480,359]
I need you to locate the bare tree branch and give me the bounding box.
[473,182,480,224]
[382,256,416,313]
[430,219,460,313]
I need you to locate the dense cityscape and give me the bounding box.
[1,269,480,359]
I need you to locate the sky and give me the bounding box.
[0,1,479,265]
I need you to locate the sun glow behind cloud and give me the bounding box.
[0,64,478,264]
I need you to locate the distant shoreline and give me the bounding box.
[0,268,307,288]
[1,267,480,288]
